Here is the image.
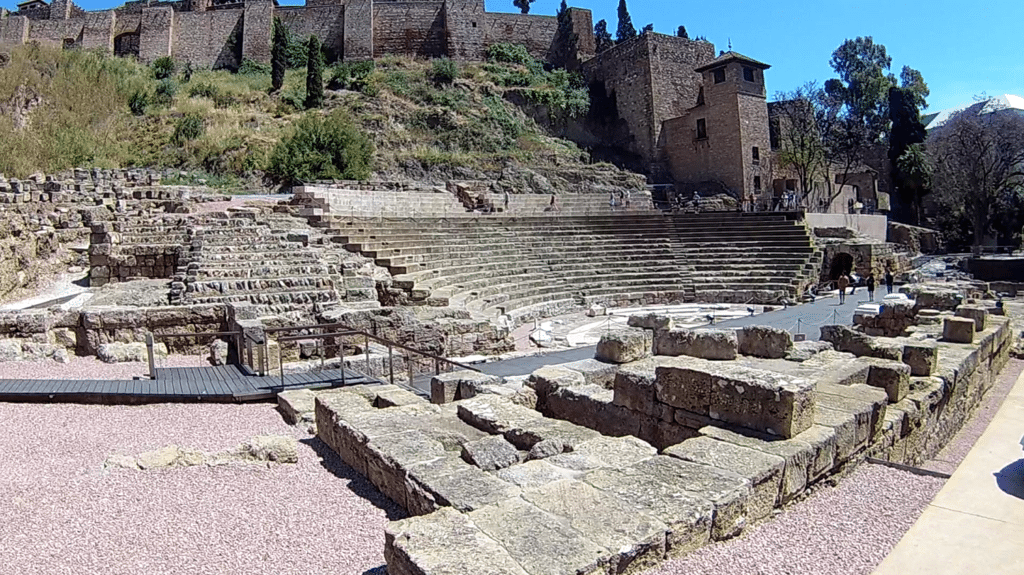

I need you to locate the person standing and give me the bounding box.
[866,273,876,301]
[503,190,510,213]
[885,269,894,294]
[837,274,849,304]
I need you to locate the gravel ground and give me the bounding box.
[0,402,401,575]
[644,464,945,575]
[0,355,208,380]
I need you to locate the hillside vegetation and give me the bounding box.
[0,42,610,191]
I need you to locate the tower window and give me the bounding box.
[696,118,707,140]
[754,176,762,191]
[713,68,725,84]
[743,67,755,82]
[752,146,760,163]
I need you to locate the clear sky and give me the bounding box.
[4,0,1020,113]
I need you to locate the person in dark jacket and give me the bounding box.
[885,270,894,294]
[866,273,876,301]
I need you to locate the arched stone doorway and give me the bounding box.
[829,252,854,280]
[114,32,140,58]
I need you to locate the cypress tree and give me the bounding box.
[642,23,653,33]
[304,35,324,109]
[594,19,614,53]
[677,25,689,39]
[616,0,637,43]
[271,18,287,92]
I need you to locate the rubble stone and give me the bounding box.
[595,328,652,363]
[460,435,520,471]
[942,317,976,344]
[655,328,738,360]
[736,325,793,359]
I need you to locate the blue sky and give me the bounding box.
[5,0,1020,112]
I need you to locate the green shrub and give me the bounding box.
[152,56,176,80]
[486,43,533,66]
[266,109,374,185]
[238,58,271,76]
[188,81,219,100]
[172,113,205,144]
[153,78,177,105]
[429,57,458,85]
[328,60,375,91]
[128,89,149,116]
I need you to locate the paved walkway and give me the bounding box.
[873,369,1024,575]
[711,287,879,339]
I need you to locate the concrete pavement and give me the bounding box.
[873,369,1024,575]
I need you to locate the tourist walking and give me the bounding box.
[503,190,510,212]
[837,274,849,304]
[866,273,876,301]
[885,270,894,294]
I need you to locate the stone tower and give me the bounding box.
[663,51,772,198]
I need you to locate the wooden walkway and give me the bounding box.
[0,365,385,404]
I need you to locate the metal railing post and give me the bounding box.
[257,341,266,377]
[145,333,156,380]
[340,337,346,386]
[388,345,395,386]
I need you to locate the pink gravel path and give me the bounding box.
[644,464,945,575]
[0,402,401,575]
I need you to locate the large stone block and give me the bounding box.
[655,358,816,438]
[406,455,522,514]
[954,305,987,331]
[664,436,785,521]
[277,389,316,425]
[627,313,674,332]
[699,425,815,503]
[461,435,520,471]
[816,382,888,445]
[468,497,610,575]
[595,328,652,363]
[456,395,543,435]
[863,358,911,402]
[942,316,975,344]
[555,358,619,389]
[503,416,601,451]
[612,360,658,415]
[546,436,657,472]
[521,480,669,574]
[902,341,938,376]
[526,365,586,408]
[736,325,793,359]
[655,328,738,360]
[819,324,902,360]
[385,507,530,575]
[497,459,581,488]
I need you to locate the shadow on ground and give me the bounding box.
[994,458,1024,500]
[300,436,406,520]
[361,566,387,575]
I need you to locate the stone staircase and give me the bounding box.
[165,208,377,320]
[313,212,817,324]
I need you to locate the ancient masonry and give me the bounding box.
[306,291,1014,574]
[1,0,779,197]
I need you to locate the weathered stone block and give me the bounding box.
[655,328,738,360]
[819,324,902,360]
[595,327,652,363]
[902,341,938,376]
[385,507,530,575]
[457,395,543,435]
[816,382,888,444]
[497,459,580,488]
[942,316,975,344]
[555,358,619,389]
[406,454,521,514]
[546,436,657,472]
[526,365,585,407]
[699,425,812,503]
[431,370,503,404]
[628,313,674,331]
[503,416,600,451]
[812,406,861,462]
[736,325,793,359]
[461,435,520,471]
[277,389,316,425]
[376,387,425,408]
[612,361,658,415]
[954,305,987,331]
[468,497,609,575]
[664,436,785,520]
[863,358,911,402]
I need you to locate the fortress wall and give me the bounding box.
[0,15,30,45]
[113,14,141,37]
[79,10,115,51]
[442,0,484,60]
[647,34,714,146]
[372,1,445,59]
[582,35,656,163]
[139,6,173,62]
[172,9,242,68]
[276,5,344,60]
[26,16,83,47]
[241,0,273,64]
[343,0,373,60]
[483,12,557,61]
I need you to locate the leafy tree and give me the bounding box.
[825,36,895,145]
[888,86,928,224]
[772,82,828,207]
[304,35,324,109]
[594,20,614,53]
[616,0,637,43]
[513,0,535,14]
[899,65,929,110]
[642,23,654,33]
[677,26,689,39]
[271,18,287,92]
[266,110,374,185]
[928,104,1024,250]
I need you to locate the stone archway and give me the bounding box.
[114,32,140,58]
[829,252,853,280]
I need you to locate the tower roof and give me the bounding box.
[694,51,771,73]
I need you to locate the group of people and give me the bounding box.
[608,190,632,210]
[836,269,895,304]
